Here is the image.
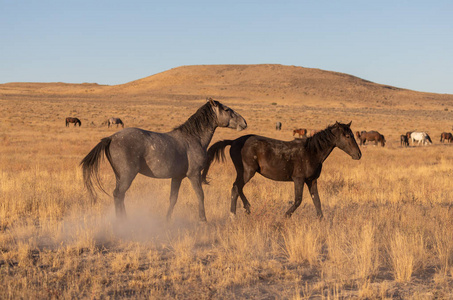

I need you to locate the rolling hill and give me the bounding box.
[1,64,452,110]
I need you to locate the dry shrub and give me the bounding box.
[282,220,321,266]
[110,245,141,273]
[168,229,196,266]
[388,229,426,282]
[353,222,379,280]
[433,219,453,276]
[321,220,379,283]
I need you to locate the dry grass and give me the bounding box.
[1,87,453,299]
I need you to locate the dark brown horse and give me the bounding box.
[293,128,307,138]
[400,135,409,147]
[202,122,361,218]
[66,117,81,127]
[81,99,247,221]
[356,131,385,147]
[440,132,453,143]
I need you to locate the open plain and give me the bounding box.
[1,64,453,299]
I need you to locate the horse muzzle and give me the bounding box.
[237,124,247,131]
[236,119,247,131]
[352,151,362,160]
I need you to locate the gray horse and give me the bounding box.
[108,117,124,128]
[81,98,247,222]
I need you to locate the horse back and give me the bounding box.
[109,128,189,178]
[241,135,312,181]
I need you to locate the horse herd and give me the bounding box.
[79,99,450,223]
[289,125,453,148]
[65,117,124,128]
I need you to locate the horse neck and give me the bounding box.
[172,105,218,150]
[306,128,336,163]
[178,123,218,149]
[197,123,218,149]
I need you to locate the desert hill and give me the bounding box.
[1,64,452,109]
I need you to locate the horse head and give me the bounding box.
[332,121,361,160]
[208,98,247,131]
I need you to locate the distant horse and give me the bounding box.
[410,132,432,146]
[440,132,453,143]
[66,117,81,127]
[293,128,307,138]
[81,98,247,221]
[357,131,385,147]
[405,131,413,144]
[276,121,282,131]
[400,135,409,147]
[202,122,361,218]
[108,118,124,128]
[355,131,368,145]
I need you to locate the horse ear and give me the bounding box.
[347,121,352,127]
[207,97,217,107]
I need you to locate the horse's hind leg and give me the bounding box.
[231,181,252,215]
[306,179,323,218]
[166,177,183,222]
[188,175,207,222]
[285,178,304,218]
[231,182,241,215]
[113,173,137,219]
[231,166,255,215]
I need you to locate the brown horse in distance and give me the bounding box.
[202,122,361,218]
[440,132,453,143]
[356,131,386,147]
[66,117,81,127]
[293,128,307,137]
[400,135,409,147]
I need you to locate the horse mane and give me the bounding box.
[305,124,336,153]
[173,102,217,136]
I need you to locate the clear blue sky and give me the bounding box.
[1,0,452,94]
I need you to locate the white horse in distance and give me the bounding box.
[410,132,432,146]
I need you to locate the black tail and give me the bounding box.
[80,137,113,201]
[202,140,234,184]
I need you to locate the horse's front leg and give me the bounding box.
[306,179,323,219]
[188,174,207,222]
[167,177,183,221]
[285,178,304,218]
